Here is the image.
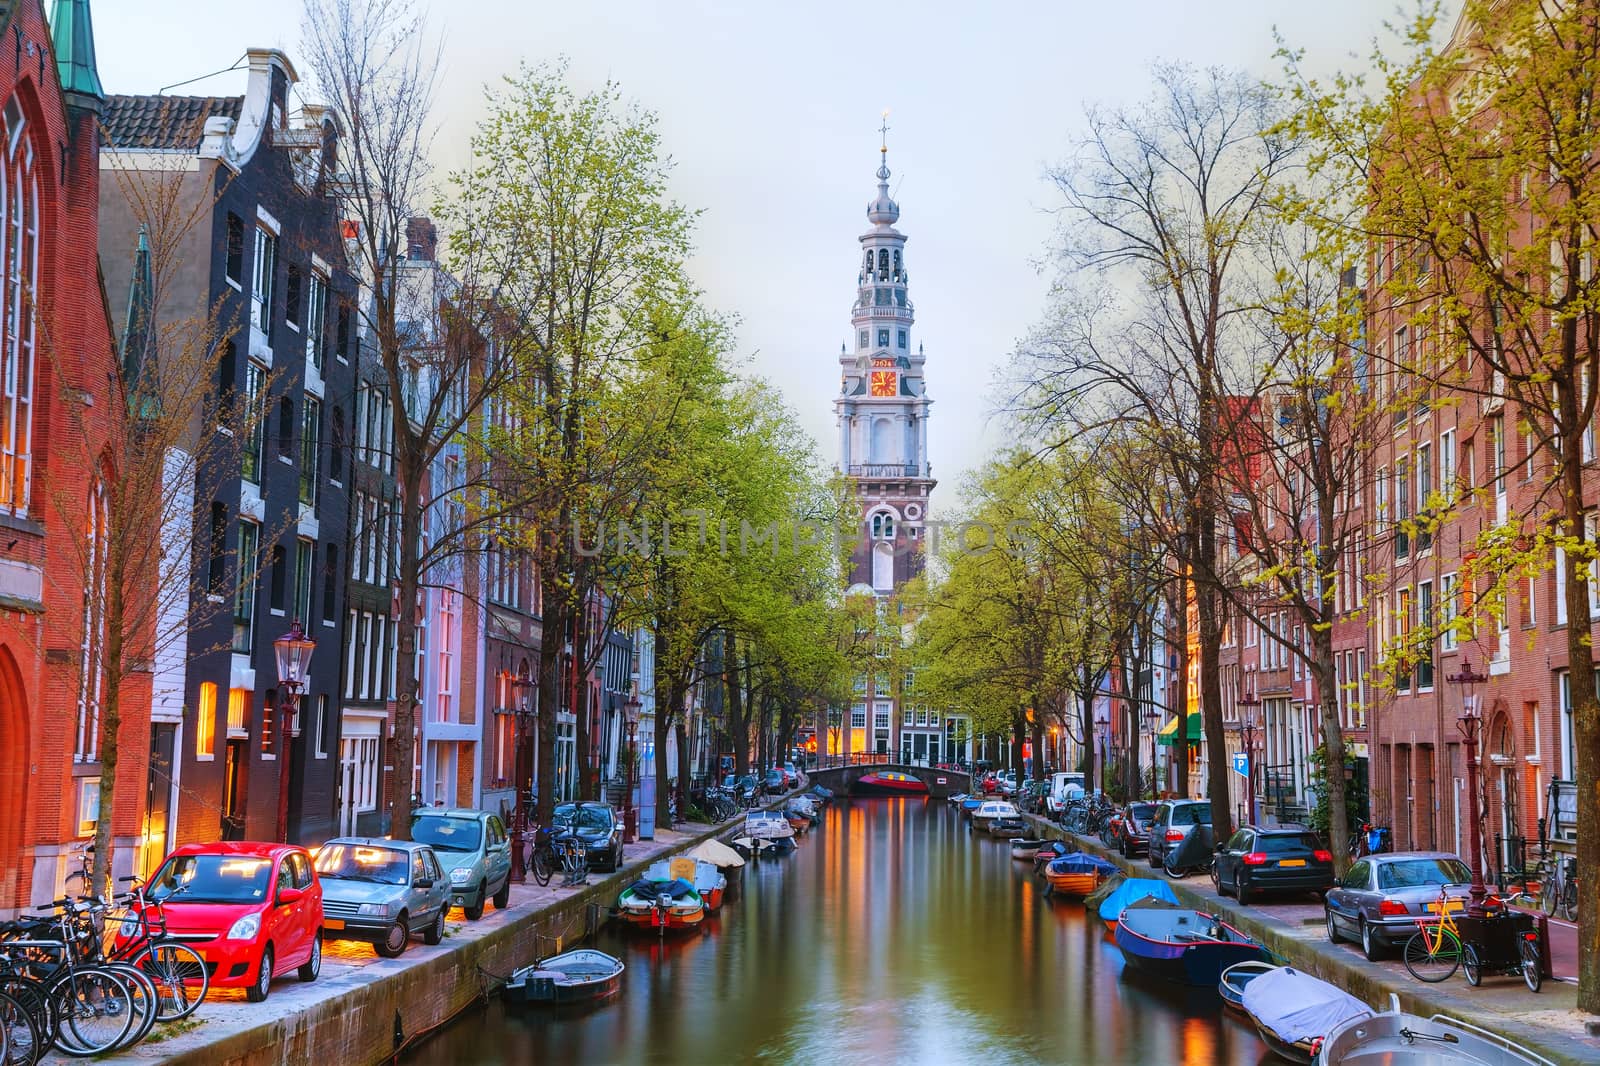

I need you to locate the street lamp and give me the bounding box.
[508,672,535,883]
[1447,657,1491,917]
[1142,704,1160,800]
[623,694,643,844]
[1237,688,1262,829]
[272,619,315,843]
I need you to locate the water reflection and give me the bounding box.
[408,798,1272,1066]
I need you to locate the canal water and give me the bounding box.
[408,798,1275,1065]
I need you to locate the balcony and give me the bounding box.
[848,464,918,478]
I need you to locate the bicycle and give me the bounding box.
[102,875,209,1022]
[1349,822,1393,860]
[557,838,589,887]
[1540,853,1577,922]
[1403,887,1464,983]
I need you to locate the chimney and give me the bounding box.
[407,217,437,262]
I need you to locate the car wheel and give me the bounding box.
[1360,917,1384,961]
[1212,863,1225,894]
[1325,907,1342,944]
[464,885,486,921]
[1235,871,1252,906]
[493,877,511,910]
[423,909,445,946]
[1147,846,1160,869]
[298,932,321,982]
[376,914,409,958]
[246,945,274,1003]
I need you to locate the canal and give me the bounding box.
[408,798,1275,1065]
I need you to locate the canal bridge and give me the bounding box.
[807,756,970,799]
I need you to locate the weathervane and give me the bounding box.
[879,109,891,155]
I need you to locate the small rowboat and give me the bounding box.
[1243,966,1372,1064]
[1114,900,1270,986]
[1043,852,1119,897]
[1315,994,1554,1066]
[1096,877,1179,931]
[503,949,623,1005]
[855,771,929,796]
[1218,960,1277,1015]
[1032,840,1070,873]
[1010,838,1051,860]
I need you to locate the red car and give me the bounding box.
[143,842,323,1002]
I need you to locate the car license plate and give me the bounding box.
[1426,900,1463,914]
[323,918,346,931]
[1278,859,1306,867]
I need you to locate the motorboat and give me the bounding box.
[503,949,624,1005]
[854,771,929,796]
[1032,839,1070,873]
[1043,852,1119,897]
[1315,995,1555,1065]
[785,795,819,824]
[809,784,834,804]
[616,877,706,931]
[685,838,746,870]
[736,811,797,854]
[644,857,728,912]
[1217,960,1277,1015]
[1010,838,1052,861]
[987,814,1029,838]
[947,791,970,807]
[971,800,1021,832]
[1096,876,1180,931]
[1242,966,1372,1064]
[1113,899,1269,986]
[960,796,985,820]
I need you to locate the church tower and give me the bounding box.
[835,131,935,596]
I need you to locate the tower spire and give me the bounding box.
[50,0,104,107]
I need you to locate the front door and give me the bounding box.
[338,742,358,836]
[145,724,175,873]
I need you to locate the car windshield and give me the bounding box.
[314,844,410,885]
[1261,834,1320,855]
[1171,804,1212,826]
[411,815,482,852]
[1378,857,1472,890]
[148,853,274,904]
[555,805,612,831]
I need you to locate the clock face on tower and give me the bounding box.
[870,370,897,397]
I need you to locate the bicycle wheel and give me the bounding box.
[49,969,135,1057]
[0,989,38,1066]
[132,942,208,1022]
[1561,878,1577,922]
[1540,869,1557,916]
[104,963,158,1048]
[1403,928,1461,983]
[1463,943,1482,986]
[0,976,55,1055]
[531,848,554,887]
[1520,938,1542,993]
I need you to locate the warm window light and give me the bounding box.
[227,688,248,737]
[196,683,217,757]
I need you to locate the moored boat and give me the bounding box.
[1032,839,1070,873]
[1315,995,1554,1065]
[855,771,929,796]
[1242,966,1371,1064]
[644,857,728,912]
[960,796,984,820]
[503,949,624,1005]
[737,811,797,854]
[1010,837,1051,860]
[1217,960,1277,1015]
[987,815,1029,838]
[1096,876,1179,931]
[1043,852,1119,897]
[971,800,1020,832]
[809,784,834,804]
[1113,899,1269,986]
[617,877,707,930]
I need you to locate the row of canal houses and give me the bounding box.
[0,0,710,915]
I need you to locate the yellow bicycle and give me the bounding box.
[1403,887,1464,982]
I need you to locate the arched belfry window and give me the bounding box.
[893,249,902,276]
[0,95,38,514]
[878,249,889,278]
[870,512,895,540]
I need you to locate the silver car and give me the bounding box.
[314,839,451,958]
[411,808,515,920]
[1324,851,1473,960]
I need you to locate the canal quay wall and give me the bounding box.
[1023,813,1599,1066]
[85,808,777,1066]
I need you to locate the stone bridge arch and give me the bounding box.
[808,760,970,799]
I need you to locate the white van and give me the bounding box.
[1046,772,1086,816]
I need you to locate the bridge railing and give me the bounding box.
[808,753,971,776]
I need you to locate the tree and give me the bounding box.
[1279,0,1600,1006]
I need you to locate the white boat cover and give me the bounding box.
[687,839,746,868]
[1242,966,1371,1045]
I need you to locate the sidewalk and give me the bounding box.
[61,817,747,1065]
[1033,818,1600,1066]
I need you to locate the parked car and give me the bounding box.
[1045,772,1086,818]
[144,842,322,1002]
[1111,802,1158,857]
[1211,826,1335,903]
[1018,780,1050,815]
[553,802,625,871]
[314,838,451,957]
[1146,799,1215,874]
[725,773,760,804]
[763,768,787,795]
[1324,852,1473,960]
[410,808,514,920]
[783,762,801,786]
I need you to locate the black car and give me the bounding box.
[1212,826,1335,903]
[762,769,786,795]
[552,802,624,871]
[1114,802,1158,858]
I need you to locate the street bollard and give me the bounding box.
[1536,912,1553,981]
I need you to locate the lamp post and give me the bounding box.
[1142,705,1160,800]
[622,694,642,844]
[272,619,316,844]
[508,673,535,883]
[1238,689,1262,829]
[1448,657,1490,917]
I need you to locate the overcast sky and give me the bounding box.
[96,0,1440,507]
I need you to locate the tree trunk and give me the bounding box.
[654,683,674,829]
[674,716,690,822]
[572,608,592,800]
[1310,628,1352,873]
[1011,707,1026,778]
[1079,686,1096,793]
[1197,508,1232,843]
[1171,580,1189,799]
[92,533,128,897]
[725,632,748,775]
[535,589,567,829]
[388,455,426,840]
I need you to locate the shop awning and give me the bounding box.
[1157,711,1203,746]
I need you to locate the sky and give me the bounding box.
[95,0,1439,509]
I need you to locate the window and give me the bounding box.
[285,265,302,328]
[897,329,907,348]
[306,273,327,369]
[1416,580,1434,689]
[261,690,275,757]
[76,480,108,762]
[233,521,259,653]
[269,543,287,613]
[336,303,351,362]
[1490,415,1506,498]
[1395,587,1412,691]
[313,694,328,759]
[278,396,294,458]
[300,396,321,505]
[851,706,866,729]
[251,226,276,334]
[1440,429,1456,494]
[322,545,339,623]
[196,682,217,758]
[874,706,890,730]
[858,330,868,348]
[1441,573,1458,650]
[243,361,266,482]
[227,686,249,738]
[225,213,244,283]
[294,538,314,623]
[0,99,38,515]
[1395,457,1410,557]
[208,502,228,592]
[877,329,889,347]
[76,778,99,837]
